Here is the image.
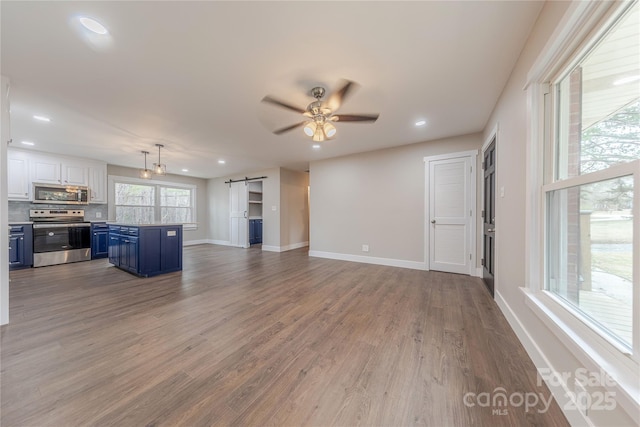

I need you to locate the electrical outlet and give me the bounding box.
[362,244,369,252]
[95,212,102,219]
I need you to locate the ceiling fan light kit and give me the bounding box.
[262,80,379,143]
[303,122,316,137]
[324,122,336,137]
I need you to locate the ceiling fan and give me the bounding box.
[261,80,379,142]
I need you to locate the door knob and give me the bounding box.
[431,220,436,224]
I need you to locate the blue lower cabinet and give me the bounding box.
[9,224,33,270]
[91,223,109,259]
[108,224,182,277]
[249,219,263,245]
[108,232,120,265]
[121,235,139,273]
[255,220,262,243]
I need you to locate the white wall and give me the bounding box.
[1,75,10,325]
[107,165,210,244]
[280,168,309,250]
[483,1,636,425]
[309,133,482,267]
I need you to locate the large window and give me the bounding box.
[542,2,639,352]
[114,183,155,224]
[110,177,196,228]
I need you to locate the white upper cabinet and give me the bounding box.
[88,163,107,204]
[62,161,88,186]
[8,148,107,203]
[7,150,30,200]
[31,155,88,186]
[31,156,62,184]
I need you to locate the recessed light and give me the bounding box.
[218,159,226,164]
[181,169,189,172]
[312,144,321,149]
[415,120,427,126]
[79,17,108,35]
[33,115,50,122]
[613,75,640,86]
[21,141,35,146]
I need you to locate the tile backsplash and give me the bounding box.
[9,201,108,222]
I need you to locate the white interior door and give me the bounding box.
[428,156,473,274]
[229,182,249,248]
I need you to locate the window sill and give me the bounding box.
[183,223,197,231]
[522,287,639,422]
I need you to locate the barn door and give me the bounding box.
[229,182,249,248]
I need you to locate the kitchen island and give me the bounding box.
[108,224,182,277]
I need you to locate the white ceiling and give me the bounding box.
[1,1,544,179]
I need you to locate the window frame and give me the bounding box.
[524,0,639,418]
[108,175,197,230]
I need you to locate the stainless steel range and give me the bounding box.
[30,209,91,267]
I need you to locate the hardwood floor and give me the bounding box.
[1,245,569,426]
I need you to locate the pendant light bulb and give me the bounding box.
[139,150,152,179]
[153,144,166,175]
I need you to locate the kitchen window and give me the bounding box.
[524,0,639,416]
[109,176,196,229]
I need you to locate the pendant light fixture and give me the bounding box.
[139,150,152,179]
[153,144,166,175]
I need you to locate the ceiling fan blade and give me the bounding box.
[262,96,306,114]
[273,121,306,135]
[325,80,358,112]
[333,114,379,122]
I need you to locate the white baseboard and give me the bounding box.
[184,241,309,251]
[261,242,308,252]
[182,239,233,247]
[282,241,309,251]
[183,239,211,246]
[308,250,427,271]
[184,240,308,252]
[210,240,231,246]
[495,291,592,427]
[474,267,483,278]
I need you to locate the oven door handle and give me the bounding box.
[33,223,91,228]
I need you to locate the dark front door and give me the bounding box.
[482,138,496,296]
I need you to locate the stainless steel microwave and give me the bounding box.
[32,183,90,205]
